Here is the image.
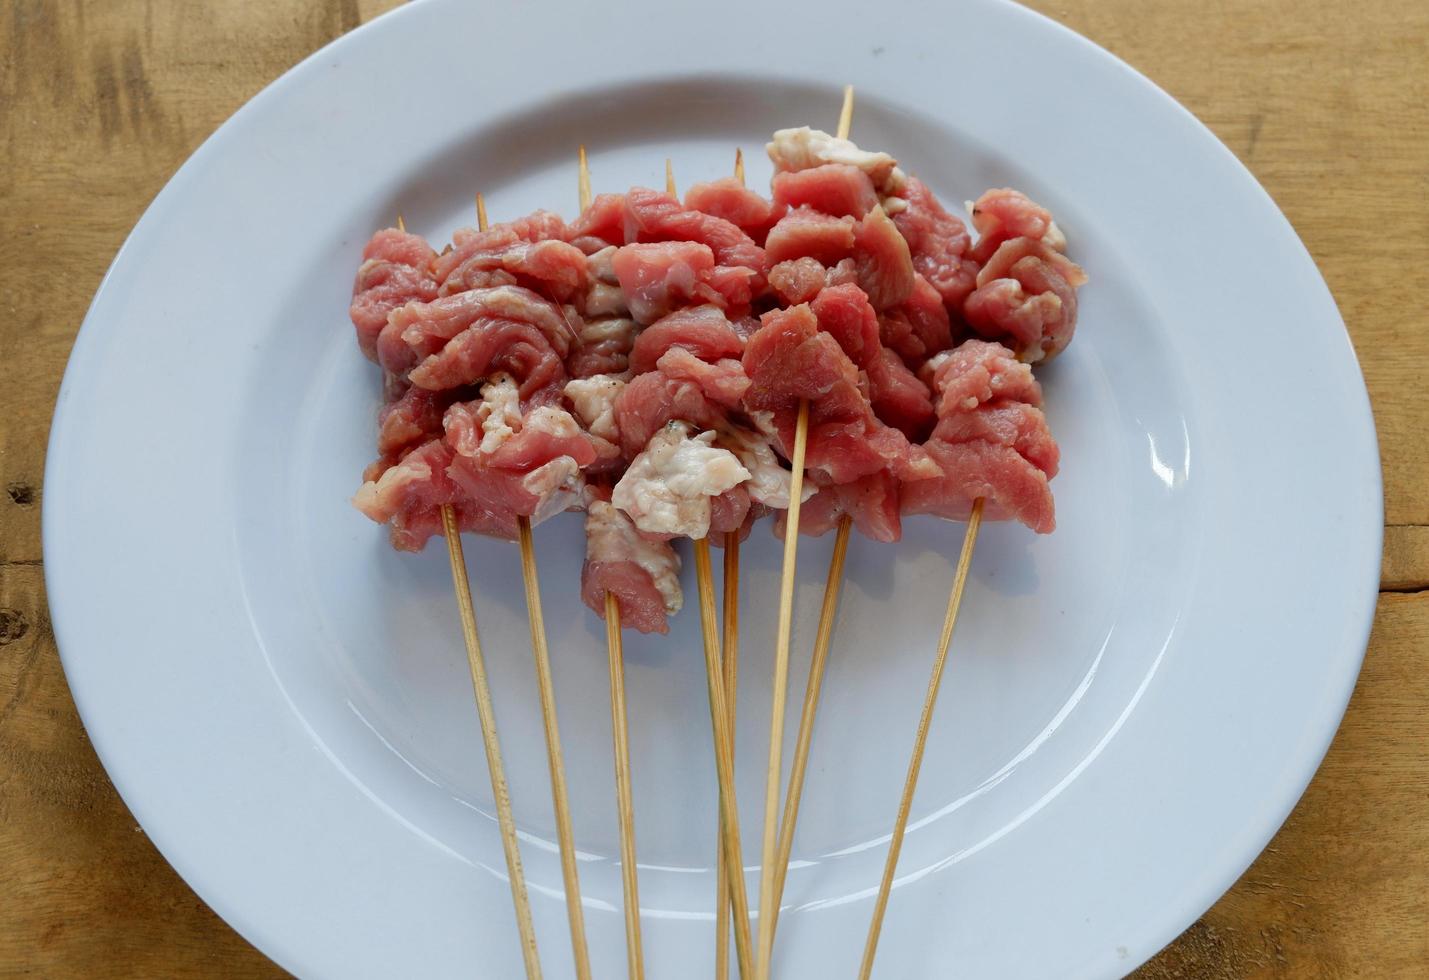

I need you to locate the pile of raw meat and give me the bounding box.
[348,127,1086,633]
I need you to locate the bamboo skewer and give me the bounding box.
[605,592,643,980]
[397,213,542,980]
[516,516,592,980]
[767,514,851,940]
[581,145,646,980]
[754,399,809,980]
[441,508,543,980]
[837,83,856,148]
[471,192,592,980]
[694,536,757,980]
[715,146,747,980]
[659,156,758,979]
[714,528,742,980]
[858,500,984,979]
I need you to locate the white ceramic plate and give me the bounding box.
[45,0,1381,976]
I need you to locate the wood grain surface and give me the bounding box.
[1,1,1424,976]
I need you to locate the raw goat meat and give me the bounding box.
[629,304,746,375]
[892,177,979,312]
[684,178,784,243]
[349,228,439,362]
[902,340,1059,532]
[964,238,1087,363]
[348,125,1083,631]
[581,496,683,634]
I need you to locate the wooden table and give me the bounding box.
[1,1,1424,975]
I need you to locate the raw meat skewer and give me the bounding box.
[394,217,543,980]
[660,156,760,980]
[472,192,593,980]
[713,147,747,968]
[754,85,852,980]
[714,146,746,980]
[859,499,984,979]
[581,144,646,980]
[766,87,871,947]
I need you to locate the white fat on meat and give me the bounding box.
[465,374,584,455]
[767,126,909,199]
[720,422,814,509]
[564,374,626,443]
[612,421,751,538]
[586,499,683,615]
[458,374,587,526]
[471,374,524,454]
[523,456,584,526]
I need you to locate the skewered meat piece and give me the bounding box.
[684,177,784,244]
[964,237,1087,364]
[581,495,683,634]
[891,176,979,313]
[902,340,1059,532]
[349,228,439,361]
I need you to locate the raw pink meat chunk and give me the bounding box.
[892,177,979,312]
[349,228,439,361]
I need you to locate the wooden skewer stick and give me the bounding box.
[755,398,809,980]
[516,517,592,980]
[472,192,592,980]
[694,536,757,980]
[755,84,855,979]
[578,144,593,219]
[715,147,746,980]
[398,211,542,980]
[443,508,544,980]
[837,83,856,146]
[767,514,851,940]
[764,83,860,945]
[605,591,643,980]
[581,146,646,980]
[858,498,984,980]
[714,528,742,980]
[663,156,757,979]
